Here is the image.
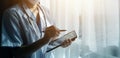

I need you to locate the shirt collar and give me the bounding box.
[22,2,36,21]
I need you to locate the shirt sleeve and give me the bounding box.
[2,9,23,47]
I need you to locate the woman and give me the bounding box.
[1,0,75,58]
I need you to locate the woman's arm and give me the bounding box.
[13,36,50,57]
[2,8,59,57]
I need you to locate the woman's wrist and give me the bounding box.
[42,36,51,43]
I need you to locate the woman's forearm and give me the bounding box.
[13,37,50,57]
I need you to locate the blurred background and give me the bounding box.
[40,0,120,58]
[0,0,119,58]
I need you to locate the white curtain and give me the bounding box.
[80,0,119,58]
[41,0,120,58]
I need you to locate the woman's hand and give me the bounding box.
[61,38,76,48]
[43,26,60,41]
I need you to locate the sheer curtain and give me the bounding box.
[80,0,119,58]
[41,0,120,58]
